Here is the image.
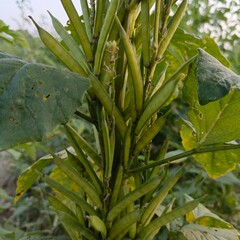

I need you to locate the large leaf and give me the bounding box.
[196,49,240,105]
[179,224,240,240]
[181,124,240,178]
[0,52,89,151]
[181,48,240,177]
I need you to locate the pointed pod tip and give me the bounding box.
[28,15,39,28]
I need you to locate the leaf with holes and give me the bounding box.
[0,52,89,151]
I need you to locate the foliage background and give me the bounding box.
[0,0,240,238]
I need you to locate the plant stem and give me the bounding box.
[128,144,240,174]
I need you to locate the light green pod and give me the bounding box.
[88,215,107,238]
[44,174,99,216]
[94,0,120,75]
[29,16,86,76]
[101,108,112,179]
[107,176,160,222]
[123,120,132,169]
[115,16,144,114]
[109,165,124,208]
[65,125,102,169]
[139,197,203,239]
[48,11,90,73]
[89,73,127,139]
[80,0,92,40]
[133,114,167,156]
[157,0,188,60]
[52,154,103,209]
[61,0,93,62]
[141,0,150,67]
[141,168,183,226]
[65,126,103,195]
[135,73,185,135]
[108,210,141,240]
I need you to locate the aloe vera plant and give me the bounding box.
[1,1,240,239]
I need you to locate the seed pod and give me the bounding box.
[48,11,89,73]
[88,215,107,238]
[115,16,144,114]
[135,73,185,135]
[139,197,203,240]
[94,0,120,75]
[108,210,141,240]
[157,0,188,60]
[61,0,93,62]
[141,168,183,226]
[110,165,124,208]
[89,73,127,139]
[80,0,92,40]
[65,125,102,169]
[123,120,132,169]
[64,125,102,194]
[133,114,168,156]
[141,0,150,67]
[43,175,99,216]
[29,16,86,76]
[107,176,160,222]
[52,154,102,209]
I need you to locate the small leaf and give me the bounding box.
[0,52,89,151]
[196,49,240,105]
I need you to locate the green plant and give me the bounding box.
[1,0,240,239]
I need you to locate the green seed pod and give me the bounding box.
[141,168,183,226]
[133,114,168,156]
[44,175,99,216]
[29,16,86,76]
[157,0,188,60]
[48,11,90,73]
[108,210,141,240]
[141,0,150,67]
[61,0,93,62]
[52,155,102,208]
[110,165,124,208]
[89,73,127,139]
[135,73,185,135]
[94,0,120,75]
[107,176,160,222]
[139,197,204,240]
[115,16,144,114]
[88,215,107,238]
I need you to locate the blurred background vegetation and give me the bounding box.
[0,0,239,239]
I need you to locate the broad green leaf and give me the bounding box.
[167,29,230,80]
[182,50,240,177]
[196,49,240,105]
[188,90,240,145]
[0,52,89,151]
[179,224,240,240]
[181,124,240,178]
[14,157,52,203]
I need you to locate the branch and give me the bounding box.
[128,144,240,174]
